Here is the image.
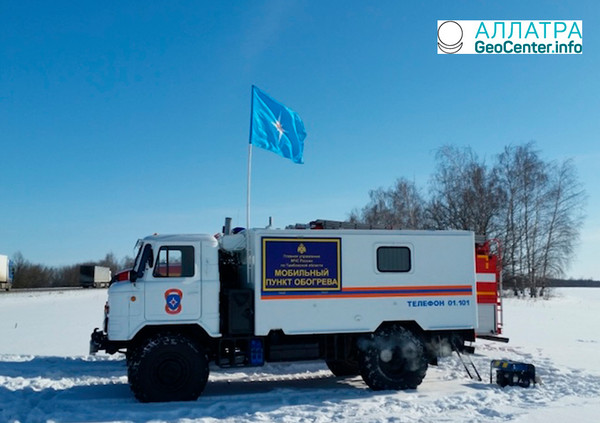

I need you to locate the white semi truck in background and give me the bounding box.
[79,265,112,288]
[0,254,14,291]
[90,218,504,402]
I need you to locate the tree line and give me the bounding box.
[349,143,586,297]
[11,252,133,289]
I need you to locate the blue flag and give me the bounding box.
[249,86,307,164]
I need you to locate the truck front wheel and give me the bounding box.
[359,325,428,391]
[127,333,209,402]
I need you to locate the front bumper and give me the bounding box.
[90,328,128,355]
[89,328,109,354]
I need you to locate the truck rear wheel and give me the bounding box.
[359,325,428,391]
[127,333,209,402]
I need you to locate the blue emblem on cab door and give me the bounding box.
[164,289,183,315]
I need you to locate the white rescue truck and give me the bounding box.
[90,219,504,402]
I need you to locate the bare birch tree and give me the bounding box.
[496,144,585,296]
[350,178,426,229]
[427,145,504,237]
[538,159,586,295]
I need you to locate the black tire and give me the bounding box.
[127,333,209,402]
[359,325,428,391]
[326,358,360,377]
[126,342,141,368]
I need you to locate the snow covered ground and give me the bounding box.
[1,288,599,423]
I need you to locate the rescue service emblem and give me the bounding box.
[164,289,183,314]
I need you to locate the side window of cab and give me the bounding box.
[153,246,195,278]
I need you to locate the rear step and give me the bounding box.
[477,334,510,343]
[452,342,482,381]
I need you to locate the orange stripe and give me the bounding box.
[262,292,473,300]
[342,285,472,291]
[261,284,474,300]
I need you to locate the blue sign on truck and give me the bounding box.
[261,237,342,295]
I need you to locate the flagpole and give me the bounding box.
[246,142,252,231]
[246,86,255,287]
[247,85,256,231]
[245,142,252,285]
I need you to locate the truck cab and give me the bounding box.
[98,234,222,349]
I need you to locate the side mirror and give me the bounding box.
[130,244,153,283]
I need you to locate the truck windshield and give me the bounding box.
[133,240,144,269]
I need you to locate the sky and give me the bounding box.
[1,1,599,280]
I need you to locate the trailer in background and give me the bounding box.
[79,265,111,288]
[0,255,14,291]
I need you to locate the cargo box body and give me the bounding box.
[239,229,478,336]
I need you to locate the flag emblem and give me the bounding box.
[164,289,183,315]
[249,86,307,164]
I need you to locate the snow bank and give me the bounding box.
[0,288,599,422]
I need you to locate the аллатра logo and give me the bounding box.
[437,20,582,54]
[438,21,463,54]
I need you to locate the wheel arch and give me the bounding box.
[375,320,425,335]
[129,324,216,352]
